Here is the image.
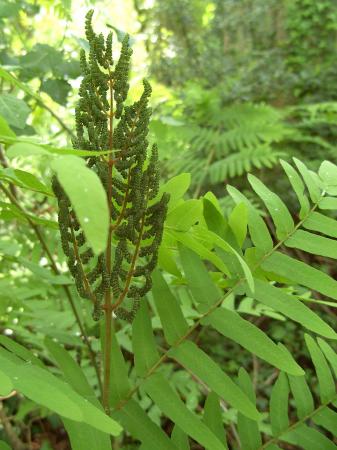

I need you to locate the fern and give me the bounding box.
[168,102,289,194]
[86,157,337,448]
[155,88,337,196]
[236,335,337,450]
[1,12,337,450]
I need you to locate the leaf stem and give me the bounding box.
[102,68,114,415]
[258,394,337,449]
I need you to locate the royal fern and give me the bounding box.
[75,157,337,448]
[1,10,337,450]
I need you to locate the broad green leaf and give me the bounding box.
[132,301,159,377]
[159,173,190,209]
[3,137,115,157]
[0,335,44,367]
[52,155,109,254]
[169,341,260,420]
[248,174,294,239]
[262,252,337,301]
[227,185,273,253]
[0,348,122,435]
[158,245,181,277]
[169,229,228,274]
[144,373,227,450]
[44,338,94,398]
[280,159,310,218]
[305,334,335,403]
[63,420,112,450]
[285,230,337,259]
[171,425,190,450]
[237,368,262,450]
[270,372,289,436]
[193,227,254,292]
[288,375,314,419]
[283,424,337,450]
[0,369,13,396]
[113,399,176,450]
[151,269,189,345]
[0,115,15,138]
[45,339,112,450]
[319,197,337,210]
[253,279,337,339]
[0,93,30,129]
[313,407,337,435]
[7,142,49,158]
[179,244,222,310]
[228,202,248,247]
[0,442,11,450]
[303,212,337,238]
[203,392,228,450]
[203,191,222,212]
[19,43,63,79]
[41,78,72,105]
[202,309,303,375]
[294,158,321,203]
[318,338,337,377]
[166,199,202,231]
[0,168,53,196]
[203,198,227,238]
[319,160,337,195]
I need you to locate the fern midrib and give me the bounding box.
[258,393,337,449]
[113,193,324,414]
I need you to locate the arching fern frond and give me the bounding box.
[164,101,293,195]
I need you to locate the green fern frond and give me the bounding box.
[97,158,337,448]
[166,102,294,191]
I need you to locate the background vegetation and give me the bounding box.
[0,0,337,449]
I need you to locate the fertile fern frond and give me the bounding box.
[52,10,169,322]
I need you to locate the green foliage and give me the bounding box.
[285,0,337,68]
[153,85,337,196]
[0,4,337,450]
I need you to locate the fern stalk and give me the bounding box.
[52,10,169,414]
